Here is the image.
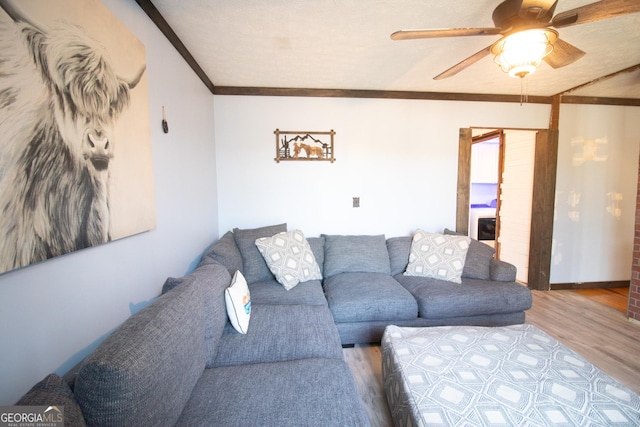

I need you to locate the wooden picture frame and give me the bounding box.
[274,129,335,163]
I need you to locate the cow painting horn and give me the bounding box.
[1,0,147,91]
[126,65,147,90]
[0,0,45,32]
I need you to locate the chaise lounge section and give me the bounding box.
[17,246,369,426]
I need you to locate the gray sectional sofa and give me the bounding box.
[16,223,531,426]
[206,224,531,345]
[327,231,532,344]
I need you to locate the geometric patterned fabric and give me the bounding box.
[382,324,640,427]
[255,230,322,290]
[404,229,470,284]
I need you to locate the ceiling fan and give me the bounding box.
[391,0,640,79]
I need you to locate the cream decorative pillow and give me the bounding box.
[225,271,251,334]
[255,230,322,290]
[404,229,471,284]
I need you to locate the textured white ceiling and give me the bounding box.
[150,0,640,98]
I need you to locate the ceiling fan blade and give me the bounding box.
[434,45,492,80]
[391,28,501,41]
[552,0,640,28]
[543,38,586,68]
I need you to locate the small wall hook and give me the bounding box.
[162,106,169,134]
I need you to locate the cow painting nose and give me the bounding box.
[88,132,109,152]
[87,131,111,171]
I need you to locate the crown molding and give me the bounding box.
[137,1,639,106]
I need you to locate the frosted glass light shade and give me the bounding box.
[491,29,558,78]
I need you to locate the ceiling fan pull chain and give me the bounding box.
[524,77,528,104]
[519,77,530,105]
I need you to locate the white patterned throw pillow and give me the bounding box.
[255,230,322,290]
[225,271,251,334]
[404,229,470,284]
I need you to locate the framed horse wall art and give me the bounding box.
[274,129,335,163]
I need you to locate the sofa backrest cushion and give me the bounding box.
[162,262,232,366]
[306,236,325,272]
[322,234,391,278]
[16,373,87,427]
[387,236,412,276]
[200,231,243,276]
[444,228,495,280]
[233,223,287,283]
[74,275,211,427]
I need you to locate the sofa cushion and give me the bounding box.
[200,230,243,275]
[249,279,327,306]
[225,271,251,334]
[307,236,325,273]
[161,262,231,366]
[395,274,532,319]
[74,276,210,427]
[444,228,495,280]
[404,230,470,284]
[212,305,343,367]
[16,373,87,427]
[387,236,412,276]
[178,358,370,427]
[234,223,287,283]
[324,272,418,322]
[323,234,391,278]
[255,230,322,290]
[490,258,518,282]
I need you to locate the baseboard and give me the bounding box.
[550,280,630,290]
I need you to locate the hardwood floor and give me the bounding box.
[343,287,640,427]
[342,344,391,427]
[569,286,630,314]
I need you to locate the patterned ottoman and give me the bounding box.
[382,324,640,426]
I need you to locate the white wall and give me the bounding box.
[216,96,640,286]
[551,104,640,283]
[0,0,218,404]
[214,95,550,237]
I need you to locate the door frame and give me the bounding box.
[457,127,558,290]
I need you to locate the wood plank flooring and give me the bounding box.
[342,343,391,427]
[570,286,630,314]
[343,288,640,427]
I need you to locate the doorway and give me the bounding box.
[457,127,558,290]
[470,131,501,252]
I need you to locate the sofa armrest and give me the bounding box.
[490,258,517,282]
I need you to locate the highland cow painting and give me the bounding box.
[0,0,155,275]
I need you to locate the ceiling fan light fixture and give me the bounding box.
[491,28,558,78]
